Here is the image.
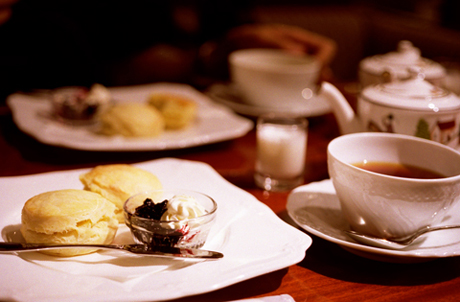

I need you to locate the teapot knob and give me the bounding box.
[407,66,426,81]
[397,40,421,58]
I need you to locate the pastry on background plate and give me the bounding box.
[80,164,163,223]
[98,103,165,137]
[20,189,118,257]
[148,93,197,129]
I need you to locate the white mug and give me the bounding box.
[327,133,460,240]
[229,49,320,109]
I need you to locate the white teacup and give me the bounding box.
[229,49,320,108]
[327,133,460,240]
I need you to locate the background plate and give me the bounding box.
[7,83,253,151]
[207,83,331,117]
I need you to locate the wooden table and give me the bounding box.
[1,91,460,302]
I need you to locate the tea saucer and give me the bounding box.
[206,83,331,117]
[287,179,460,263]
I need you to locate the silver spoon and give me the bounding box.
[0,242,223,259]
[344,225,460,250]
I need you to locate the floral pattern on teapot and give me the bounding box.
[365,113,460,148]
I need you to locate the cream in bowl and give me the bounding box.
[327,133,460,241]
[229,48,320,109]
[124,190,217,249]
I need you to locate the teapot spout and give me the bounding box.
[319,82,361,134]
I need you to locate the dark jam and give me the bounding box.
[132,198,189,247]
[134,198,168,220]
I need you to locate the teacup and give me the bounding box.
[327,132,460,240]
[228,48,320,109]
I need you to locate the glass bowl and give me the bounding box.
[123,190,217,249]
[51,85,111,125]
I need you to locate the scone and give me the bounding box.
[99,102,165,137]
[20,189,118,257]
[79,164,162,223]
[148,93,197,129]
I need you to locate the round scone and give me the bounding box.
[99,102,165,137]
[20,189,118,257]
[79,164,162,223]
[148,93,197,129]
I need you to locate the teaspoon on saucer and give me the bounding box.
[0,242,224,260]
[344,225,460,250]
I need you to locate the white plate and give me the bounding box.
[206,84,331,117]
[7,83,253,151]
[0,158,312,302]
[287,179,460,263]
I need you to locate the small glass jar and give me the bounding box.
[124,190,217,249]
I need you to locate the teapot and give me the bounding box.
[359,40,446,87]
[320,72,460,149]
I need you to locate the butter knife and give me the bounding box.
[0,242,223,259]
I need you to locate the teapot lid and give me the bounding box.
[360,41,446,80]
[361,72,460,111]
